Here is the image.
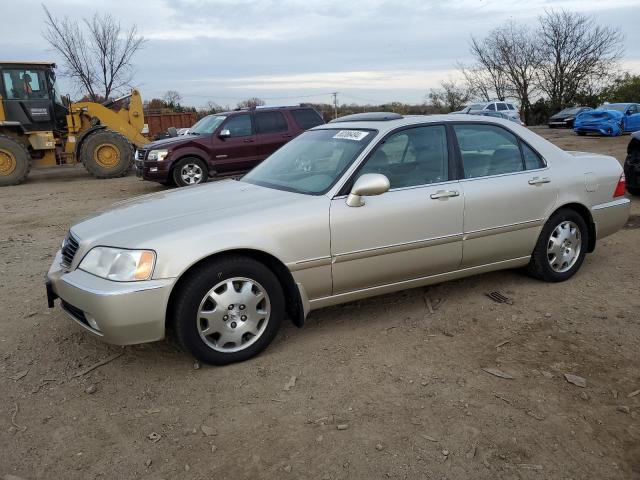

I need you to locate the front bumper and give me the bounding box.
[134,157,172,182]
[591,198,631,240]
[46,250,175,345]
[548,119,572,127]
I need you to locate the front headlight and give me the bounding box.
[565,117,574,121]
[79,247,156,281]
[147,149,169,161]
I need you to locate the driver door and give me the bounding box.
[211,113,258,174]
[625,104,640,132]
[329,125,464,294]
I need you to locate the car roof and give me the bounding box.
[214,106,316,116]
[313,113,518,135]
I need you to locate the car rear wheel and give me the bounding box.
[627,186,640,196]
[173,157,208,187]
[527,209,588,282]
[172,256,285,365]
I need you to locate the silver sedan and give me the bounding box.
[46,112,630,364]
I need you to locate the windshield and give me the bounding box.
[558,107,583,115]
[598,104,627,112]
[468,103,486,110]
[242,128,376,195]
[191,115,226,134]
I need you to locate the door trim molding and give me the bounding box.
[332,232,463,264]
[463,218,544,240]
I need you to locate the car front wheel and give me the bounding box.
[527,209,588,282]
[171,256,285,365]
[173,157,208,187]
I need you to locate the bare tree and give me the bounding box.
[163,90,182,107]
[470,22,541,123]
[43,5,145,101]
[427,79,470,112]
[457,62,508,102]
[237,97,265,109]
[537,9,624,110]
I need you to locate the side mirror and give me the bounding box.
[167,127,178,137]
[219,129,231,138]
[346,173,390,207]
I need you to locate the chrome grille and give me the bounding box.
[60,232,79,269]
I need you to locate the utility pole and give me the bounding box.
[332,92,338,120]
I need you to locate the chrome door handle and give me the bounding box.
[528,176,551,185]
[430,190,459,199]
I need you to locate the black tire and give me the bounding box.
[171,256,285,365]
[80,129,133,178]
[527,208,588,282]
[577,131,586,136]
[0,134,30,186]
[627,186,640,196]
[172,157,208,187]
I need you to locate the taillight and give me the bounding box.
[613,173,626,198]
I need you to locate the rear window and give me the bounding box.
[291,109,324,129]
[255,111,288,134]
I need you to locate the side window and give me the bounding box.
[223,114,253,137]
[522,143,545,170]
[291,109,324,129]
[2,69,48,100]
[357,125,448,189]
[453,124,523,178]
[486,103,496,111]
[497,103,508,111]
[255,111,288,134]
[628,105,639,114]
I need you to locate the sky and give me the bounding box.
[2,0,640,108]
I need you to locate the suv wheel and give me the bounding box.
[173,157,208,187]
[527,208,588,282]
[172,256,285,365]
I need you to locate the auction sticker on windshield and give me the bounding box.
[333,130,370,141]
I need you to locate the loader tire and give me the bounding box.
[81,129,133,179]
[0,134,31,187]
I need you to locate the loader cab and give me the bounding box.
[0,61,67,132]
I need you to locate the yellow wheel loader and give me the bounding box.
[0,61,148,186]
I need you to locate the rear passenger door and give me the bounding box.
[254,110,291,162]
[452,123,557,268]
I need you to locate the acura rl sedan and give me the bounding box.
[46,112,630,365]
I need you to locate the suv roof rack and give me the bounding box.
[329,112,403,123]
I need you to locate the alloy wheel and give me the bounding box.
[181,163,204,185]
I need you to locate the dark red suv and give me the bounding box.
[134,106,324,186]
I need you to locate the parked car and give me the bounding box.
[46,112,630,365]
[623,130,640,196]
[467,110,521,124]
[134,106,325,187]
[463,101,523,124]
[547,106,592,128]
[574,103,640,136]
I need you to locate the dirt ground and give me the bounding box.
[1,126,639,480]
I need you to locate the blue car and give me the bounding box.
[574,103,640,136]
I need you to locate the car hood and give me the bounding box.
[577,109,623,122]
[70,180,305,246]
[142,134,205,150]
